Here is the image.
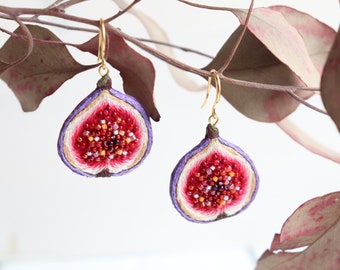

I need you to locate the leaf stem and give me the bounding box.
[287,91,328,115]
[219,0,254,73]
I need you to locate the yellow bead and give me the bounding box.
[228,171,235,177]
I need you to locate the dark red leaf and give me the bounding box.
[77,25,160,122]
[0,25,94,111]
[321,26,340,132]
[205,6,336,122]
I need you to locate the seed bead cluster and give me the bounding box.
[185,152,245,211]
[73,104,140,164]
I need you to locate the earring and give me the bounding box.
[170,70,259,223]
[57,19,152,177]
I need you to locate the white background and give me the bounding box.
[0,0,339,269]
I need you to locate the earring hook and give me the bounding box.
[201,69,222,126]
[98,18,109,77]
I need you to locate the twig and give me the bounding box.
[105,0,141,22]
[12,17,34,65]
[178,0,254,73]
[0,14,97,33]
[0,5,98,26]
[179,0,236,12]
[137,38,214,59]
[287,90,328,115]
[109,26,319,93]
[55,0,89,10]
[219,0,254,73]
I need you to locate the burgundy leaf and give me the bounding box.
[205,5,335,122]
[0,25,94,111]
[0,61,11,74]
[268,6,336,74]
[231,6,325,86]
[256,192,340,270]
[272,192,340,250]
[205,26,311,122]
[77,25,160,122]
[321,26,340,132]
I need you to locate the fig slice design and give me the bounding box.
[58,75,152,177]
[170,124,258,223]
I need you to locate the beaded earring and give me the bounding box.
[170,70,259,223]
[57,19,152,177]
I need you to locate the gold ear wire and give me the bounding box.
[98,18,109,77]
[201,69,221,126]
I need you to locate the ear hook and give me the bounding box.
[201,69,222,126]
[98,18,109,77]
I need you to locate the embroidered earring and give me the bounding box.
[170,70,259,223]
[57,19,152,177]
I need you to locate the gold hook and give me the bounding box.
[201,69,222,126]
[98,18,109,77]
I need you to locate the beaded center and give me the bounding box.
[185,152,245,212]
[73,103,140,165]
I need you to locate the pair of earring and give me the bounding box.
[57,19,258,223]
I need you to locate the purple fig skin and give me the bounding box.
[170,124,259,223]
[58,86,152,177]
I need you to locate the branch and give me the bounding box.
[105,0,141,22]
[219,0,254,73]
[0,2,320,95]
[55,0,89,10]
[178,0,240,12]
[0,5,98,26]
[287,91,328,115]
[109,26,319,93]
[136,38,214,59]
[9,17,34,66]
[178,0,254,73]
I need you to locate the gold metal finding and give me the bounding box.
[201,69,222,126]
[98,18,109,77]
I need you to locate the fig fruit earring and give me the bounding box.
[57,19,152,177]
[170,70,259,223]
